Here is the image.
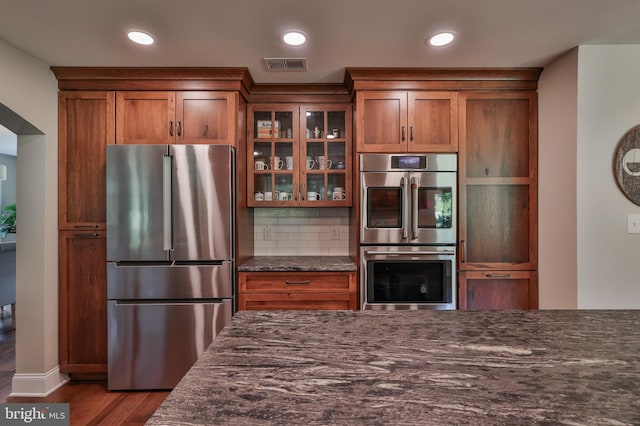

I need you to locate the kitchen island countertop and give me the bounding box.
[147,309,640,425]
[237,255,356,272]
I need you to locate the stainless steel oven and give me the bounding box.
[360,154,456,245]
[360,246,456,310]
[360,153,457,310]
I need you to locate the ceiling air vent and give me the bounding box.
[264,57,308,72]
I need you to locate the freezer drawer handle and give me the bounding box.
[285,280,310,285]
[74,232,100,238]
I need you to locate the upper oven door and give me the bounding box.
[408,171,456,245]
[361,171,410,245]
[361,170,456,245]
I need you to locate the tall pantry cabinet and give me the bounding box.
[53,67,251,378]
[58,91,114,375]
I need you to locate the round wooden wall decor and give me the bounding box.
[614,124,640,206]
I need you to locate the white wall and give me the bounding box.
[538,48,578,308]
[575,45,640,308]
[0,39,64,394]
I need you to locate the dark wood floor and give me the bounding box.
[0,306,170,425]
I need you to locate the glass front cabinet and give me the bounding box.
[248,104,352,207]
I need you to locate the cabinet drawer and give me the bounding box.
[239,272,355,293]
[458,270,538,310]
[238,292,356,311]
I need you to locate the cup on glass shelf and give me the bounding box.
[307,192,319,201]
[272,156,284,170]
[332,187,345,200]
[306,157,315,170]
[285,156,294,170]
[264,191,273,201]
[277,192,292,201]
[255,160,269,171]
[318,156,332,170]
[254,192,264,201]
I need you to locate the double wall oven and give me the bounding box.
[360,153,457,310]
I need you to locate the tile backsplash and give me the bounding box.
[254,208,350,256]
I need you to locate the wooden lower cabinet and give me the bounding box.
[458,271,538,310]
[238,271,357,310]
[58,231,107,376]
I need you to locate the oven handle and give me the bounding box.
[364,250,455,256]
[411,176,419,240]
[401,177,409,240]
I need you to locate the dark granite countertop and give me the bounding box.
[148,310,640,425]
[237,256,357,272]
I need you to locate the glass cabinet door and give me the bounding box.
[300,105,351,206]
[249,107,297,206]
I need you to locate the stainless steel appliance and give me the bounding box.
[360,153,457,310]
[106,144,235,390]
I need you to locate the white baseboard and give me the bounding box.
[9,366,70,397]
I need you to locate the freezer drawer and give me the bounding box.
[107,299,232,390]
[107,261,233,300]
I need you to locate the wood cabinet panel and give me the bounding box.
[408,91,458,152]
[176,91,237,145]
[116,92,175,145]
[238,271,357,311]
[58,91,114,229]
[58,231,107,374]
[458,271,538,310]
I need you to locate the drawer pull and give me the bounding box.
[285,280,310,285]
[485,273,511,278]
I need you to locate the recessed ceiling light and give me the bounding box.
[127,30,154,46]
[282,31,306,46]
[428,31,456,47]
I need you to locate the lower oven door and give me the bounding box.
[361,246,456,310]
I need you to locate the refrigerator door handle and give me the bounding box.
[163,154,173,251]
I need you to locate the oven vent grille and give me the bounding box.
[264,57,308,72]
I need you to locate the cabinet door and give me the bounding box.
[176,92,237,145]
[248,105,299,206]
[355,91,407,152]
[58,91,114,230]
[458,271,538,310]
[300,105,352,206]
[458,92,537,271]
[408,91,458,152]
[116,91,175,144]
[59,230,107,374]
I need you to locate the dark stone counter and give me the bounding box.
[147,310,640,425]
[237,256,357,272]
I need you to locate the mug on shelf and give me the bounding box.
[264,191,273,201]
[306,157,315,170]
[285,156,294,170]
[277,192,292,201]
[318,156,332,170]
[272,156,284,170]
[333,187,345,200]
[254,192,264,201]
[307,191,319,201]
[255,160,269,171]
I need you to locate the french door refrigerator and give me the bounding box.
[106,144,234,390]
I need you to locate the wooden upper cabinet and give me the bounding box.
[458,91,537,271]
[177,92,236,145]
[116,91,236,145]
[58,91,115,230]
[116,92,175,145]
[355,91,457,152]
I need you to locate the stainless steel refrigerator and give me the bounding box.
[106,144,234,390]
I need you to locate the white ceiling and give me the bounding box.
[0,0,640,84]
